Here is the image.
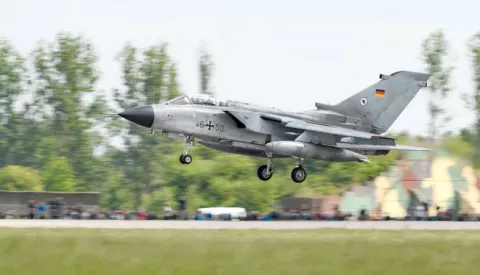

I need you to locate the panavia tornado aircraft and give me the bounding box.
[118,70,431,183]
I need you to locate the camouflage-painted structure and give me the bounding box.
[339,150,480,218]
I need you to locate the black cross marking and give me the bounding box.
[206,121,214,130]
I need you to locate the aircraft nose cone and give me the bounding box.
[118,105,155,128]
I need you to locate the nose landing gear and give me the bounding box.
[257,152,274,181]
[179,135,194,165]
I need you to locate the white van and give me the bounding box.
[196,207,247,220]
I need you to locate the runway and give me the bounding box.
[0,219,480,230]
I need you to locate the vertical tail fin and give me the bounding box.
[333,71,430,134]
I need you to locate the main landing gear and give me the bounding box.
[291,158,307,183]
[257,155,307,183]
[179,135,194,165]
[257,153,274,181]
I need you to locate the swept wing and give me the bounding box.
[224,110,430,151]
[257,112,384,140]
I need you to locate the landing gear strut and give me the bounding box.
[291,158,307,183]
[257,152,274,181]
[179,135,194,165]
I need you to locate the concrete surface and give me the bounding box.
[0,220,480,230]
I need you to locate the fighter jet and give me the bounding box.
[118,70,431,183]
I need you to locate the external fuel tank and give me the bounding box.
[265,141,370,162]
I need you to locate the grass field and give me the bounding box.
[0,228,478,275]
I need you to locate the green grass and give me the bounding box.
[0,228,479,275]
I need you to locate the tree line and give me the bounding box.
[0,30,478,213]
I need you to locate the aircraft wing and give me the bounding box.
[284,120,430,150]
[224,110,430,151]
[224,110,385,140]
[258,114,431,150]
[251,113,381,139]
[284,120,382,140]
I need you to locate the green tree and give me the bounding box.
[199,46,214,94]
[100,170,134,211]
[421,30,454,142]
[30,32,105,190]
[467,32,480,167]
[113,42,182,210]
[0,166,43,191]
[441,135,474,161]
[0,39,29,167]
[42,156,76,191]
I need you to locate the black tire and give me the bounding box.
[291,166,307,183]
[179,154,185,164]
[257,165,273,181]
[182,154,192,164]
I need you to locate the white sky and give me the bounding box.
[1,0,479,136]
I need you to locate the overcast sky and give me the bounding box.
[1,0,479,136]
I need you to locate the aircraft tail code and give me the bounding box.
[375,89,385,98]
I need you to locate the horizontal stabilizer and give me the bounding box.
[335,143,431,151]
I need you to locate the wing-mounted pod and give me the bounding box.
[266,141,371,163]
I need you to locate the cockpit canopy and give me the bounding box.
[165,94,247,107]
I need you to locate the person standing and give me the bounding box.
[37,202,46,219]
[27,200,36,219]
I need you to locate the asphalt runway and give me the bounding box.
[0,219,480,230]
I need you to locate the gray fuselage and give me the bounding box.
[150,103,293,157]
[150,100,373,159]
